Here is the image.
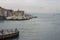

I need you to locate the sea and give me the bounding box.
[0,13,60,40]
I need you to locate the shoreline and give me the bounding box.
[0,16,37,21]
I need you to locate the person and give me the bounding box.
[15,28,18,32]
[1,29,4,34]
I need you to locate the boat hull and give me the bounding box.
[0,30,19,40]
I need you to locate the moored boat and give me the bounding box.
[0,28,19,40]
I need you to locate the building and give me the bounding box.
[2,9,7,17]
[0,7,4,16]
[0,7,7,19]
[14,10,24,17]
[0,7,14,17]
[0,6,32,20]
[0,7,25,17]
[7,9,13,17]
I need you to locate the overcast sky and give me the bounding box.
[0,0,60,13]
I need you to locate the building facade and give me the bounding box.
[0,7,13,17]
[0,7,4,16]
[14,10,24,17]
[7,9,13,17]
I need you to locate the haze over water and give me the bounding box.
[0,13,60,40]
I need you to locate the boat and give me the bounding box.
[0,28,19,40]
[32,16,37,18]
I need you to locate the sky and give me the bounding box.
[0,0,60,14]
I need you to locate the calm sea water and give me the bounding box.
[0,13,60,40]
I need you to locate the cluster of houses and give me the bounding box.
[0,7,32,20]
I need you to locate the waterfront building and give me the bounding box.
[0,7,4,16]
[0,6,32,20]
[19,11,24,16]
[14,10,24,17]
[0,7,14,17]
[7,9,13,17]
[2,9,7,17]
